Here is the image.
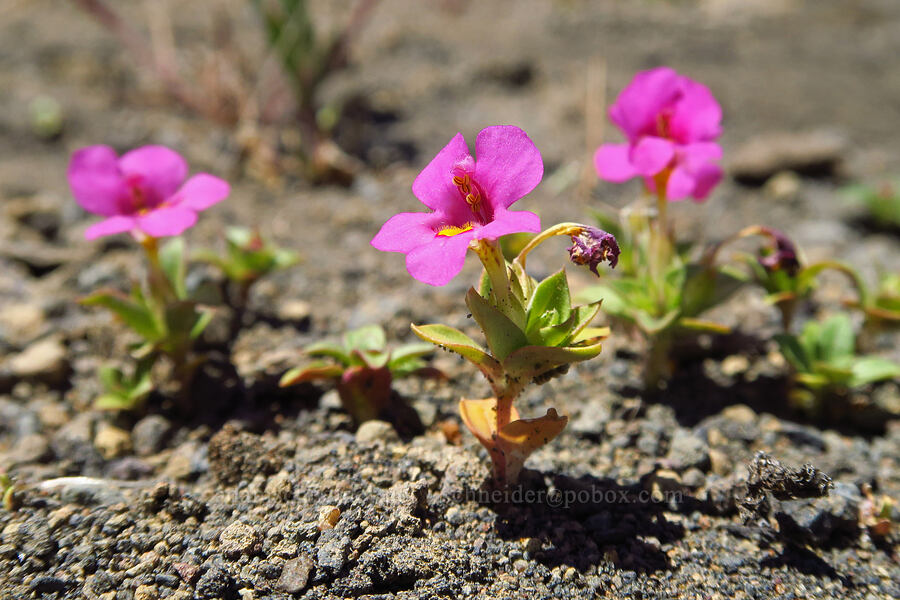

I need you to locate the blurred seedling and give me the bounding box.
[860,484,897,540]
[843,178,900,231]
[279,324,441,425]
[28,95,64,140]
[196,226,299,333]
[579,209,745,387]
[1,472,17,511]
[72,0,380,183]
[775,313,900,416]
[82,238,213,410]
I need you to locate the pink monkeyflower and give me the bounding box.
[371,125,543,286]
[67,145,230,240]
[594,67,723,201]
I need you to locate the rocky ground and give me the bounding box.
[1,0,900,598]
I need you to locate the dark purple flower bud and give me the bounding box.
[568,227,620,276]
[757,227,800,276]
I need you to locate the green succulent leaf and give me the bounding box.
[159,237,188,299]
[353,349,390,369]
[81,289,162,341]
[411,323,501,376]
[817,314,855,362]
[343,324,387,353]
[502,340,604,382]
[849,357,900,387]
[305,340,352,365]
[279,362,345,387]
[466,288,528,361]
[775,333,813,373]
[526,270,572,335]
[681,264,746,318]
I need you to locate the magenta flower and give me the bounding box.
[371,126,543,286]
[68,145,230,240]
[594,67,723,201]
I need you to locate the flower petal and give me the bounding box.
[84,215,137,240]
[679,142,723,167]
[666,162,723,201]
[136,205,198,237]
[688,163,723,201]
[405,232,475,286]
[171,173,230,211]
[475,209,541,241]
[630,136,675,176]
[67,145,127,216]
[474,126,543,210]
[670,78,722,143]
[412,133,471,211]
[593,144,639,182]
[118,145,188,200]
[371,212,442,253]
[609,67,680,140]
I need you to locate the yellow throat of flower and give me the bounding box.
[436,223,475,237]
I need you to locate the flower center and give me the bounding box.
[436,223,475,237]
[450,160,492,226]
[122,174,163,215]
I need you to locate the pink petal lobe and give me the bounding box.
[68,145,127,216]
[136,205,198,237]
[371,212,441,253]
[474,126,543,210]
[680,142,723,166]
[594,144,639,182]
[609,67,680,139]
[84,216,137,240]
[172,173,230,211]
[630,136,675,176]
[405,232,475,287]
[665,166,697,201]
[412,133,471,211]
[118,146,188,199]
[475,209,541,241]
[670,79,722,143]
[688,163,723,201]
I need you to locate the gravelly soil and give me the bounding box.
[1,0,900,598]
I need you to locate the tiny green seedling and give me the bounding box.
[279,324,440,424]
[843,178,900,230]
[1,472,16,511]
[775,313,900,414]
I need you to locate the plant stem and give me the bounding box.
[513,222,584,270]
[472,239,512,306]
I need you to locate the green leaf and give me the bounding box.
[190,308,215,340]
[817,314,855,361]
[466,288,528,361]
[81,289,162,341]
[279,362,345,387]
[849,357,900,387]
[387,343,434,368]
[353,349,390,369]
[343,324,386,353]
[387,356,428,378]
[410,323,501,376]
[775,333,812,373]
[681,264,745,318]
[305,340,352,365]
[502,341,604,382]
[159,238,187,299]
[526,270,572,335]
